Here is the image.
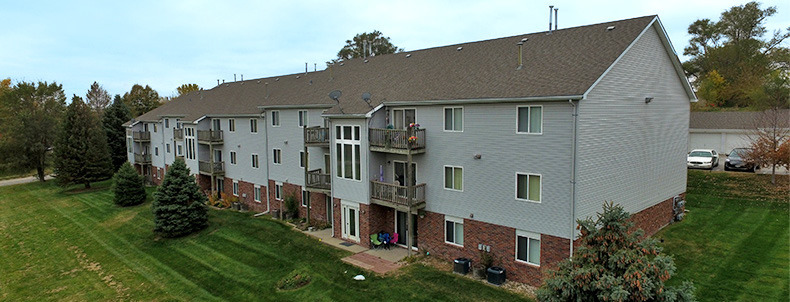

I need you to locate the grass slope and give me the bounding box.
[0,180,529,301]
[656,171,789,301]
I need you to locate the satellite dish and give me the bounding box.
[362,92,371,103]
[329,90,342,102]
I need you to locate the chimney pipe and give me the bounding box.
[217,79,220,86]
[314,63,317,72]
[549,5,554,32]
[554,8,558,30]
[305,62,308,74]
[241,74,243,81]
[517,41,524,69]
[234,74,236,82]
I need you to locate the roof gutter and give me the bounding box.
[257,104,335,110]
[383,95,584,107]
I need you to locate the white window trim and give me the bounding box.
[273,149,282,165]
[232,180,239,196]
[444,216,464,247]
[230,151,237,165]
[271,111,280,127]
[335,125,362,182]
[250,118,258,133]
[254,185,262,202]
[390,108,417,129]
[301,189,309,207]
[515,172,542,203]
[443,106,464,132]
[251,153,259,169]
[228,118,236,133]
[299,151,305,168]
[443,165,463,192]
[275,182,283,200]
[298,110,308,128]
[515,230,541,267]
[516,105,544,135]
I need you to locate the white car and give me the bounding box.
[687,149,719,170]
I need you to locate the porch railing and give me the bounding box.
[198,161,224,175]
[304,127,329,145]
[132,131,150,142]
[173,128,184,140]
[134,153,151,164]
[370,180,426,208]
[369,128,425,151]
[197,130,223,144]
[306,169,331,190]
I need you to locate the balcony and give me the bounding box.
[198,161,225,175]
[133,153,151,164]
[370,180,426,211]
[197,130,223,145]
[369,128,426,155]
[305,169,331,192]
[132,131,150,142]
[304,127,329,147]
[175,155,184,162]
[173,128,184,140]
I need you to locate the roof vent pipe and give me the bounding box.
[516,39,527,70]
[217,79,220,86]
[548,5,554,32]
[241,74,243,81]
[554,8,558,30]
[234,74,236,82]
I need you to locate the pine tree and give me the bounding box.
[54,95,113,188]
[112,161,146,206]
[536,202,696,302]
[103,95,132,171]
[151,158,208,237]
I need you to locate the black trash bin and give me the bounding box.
[486,266,506,285]
[453,258,470,275]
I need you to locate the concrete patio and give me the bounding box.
[300,227,409,274]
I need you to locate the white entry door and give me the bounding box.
[342,203,359,242]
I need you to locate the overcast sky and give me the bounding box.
[2,0,788,99]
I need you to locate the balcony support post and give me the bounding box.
[304,126,311,225]
[406,125,414,257]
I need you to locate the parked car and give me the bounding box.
[687,149,719,170]
[724,148,759,172]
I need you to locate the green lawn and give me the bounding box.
[656,171,789,301]
[0,180,529,301]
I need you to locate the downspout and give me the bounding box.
[262,114,271,214]
[569,99,578,258]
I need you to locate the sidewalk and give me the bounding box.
[0,175,53,187]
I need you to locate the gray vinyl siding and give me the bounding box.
[266,109,321,186]
[376,102,574,239]
[330,118,369,203]
[215,117,269,186]
[575,24,689,222]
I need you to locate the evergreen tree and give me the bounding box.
[54,95,113,188]
[112,161,146,206]
[151,158,208,237]
[103,95,132,171]
[536,202,695,302]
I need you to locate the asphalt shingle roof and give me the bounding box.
[689,110,790,130]
[131,15,658,123]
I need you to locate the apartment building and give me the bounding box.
[125,15,695,285]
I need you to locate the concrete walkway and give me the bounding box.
[0,175,53,187]
[299,227,407,274]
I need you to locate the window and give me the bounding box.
[177,144,183,156]
[254,186,261,202]
[445,216,464,246]
[275,183,283,200]
[251,154,259,168]
[516,231,541,266]
[155,147,159,156]
[165,119,169,128]
[250,119,258,133]
[392,109,415,129]
[302,190,309,207]
[271,111,280,126]
[516,173,541,202]
[444,166,463,191]
[232,181,239,196]
[444,107,463,132]
[212,118,221,131]
[228,119,236,132]
[166,144,171,153]
[230,151,237,165]
[335,125,361,180]
[299,151,305,168]
[272,149,282,165]
[153,124,157,132]
[517,106,542,134]
[127,138,132,153]
[298,110,308,127]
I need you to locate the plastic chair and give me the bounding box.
[391,233,399,248]
[370,234,383,249]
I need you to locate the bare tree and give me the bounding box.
[747,109,789,184]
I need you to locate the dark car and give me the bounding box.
[724,148,759,172]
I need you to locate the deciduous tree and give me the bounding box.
[536,202,695,302]
[0,81,66,181]
[86,81,111,115]
[113,161,146,206]
[54,95,113,188]
[123,84,160,117]
[746,71,790,184]
[103,95,132,171]
[176,84,200,96]
[335,30,403,62]
[151,158,208,237]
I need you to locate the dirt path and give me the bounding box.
[0,175,53,187]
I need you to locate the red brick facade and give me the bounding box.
[630,194,684,237]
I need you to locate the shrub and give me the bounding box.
[536,202,696,302]
[276,268,311,291]
[151,158,208,238]
[112,162,145,207]
[284,193,298,218]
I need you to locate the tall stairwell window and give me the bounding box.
[335,125,360,180]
